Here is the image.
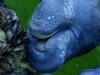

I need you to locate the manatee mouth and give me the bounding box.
[32,30,57,39]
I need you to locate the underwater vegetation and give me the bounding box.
[0,0,35,75]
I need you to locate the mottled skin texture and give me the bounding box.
[79,68,100,75]
[28,0,100,73]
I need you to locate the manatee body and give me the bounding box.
[28,0,100,73]
[79,68,100,75]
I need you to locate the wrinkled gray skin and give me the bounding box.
[28,0,100,73]
[29,0,74,39]
[79,68,100,75]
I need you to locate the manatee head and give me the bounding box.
[29,0,74,39]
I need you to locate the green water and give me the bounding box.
[6,0,100,75]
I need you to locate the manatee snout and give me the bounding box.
[29,0,72,39]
